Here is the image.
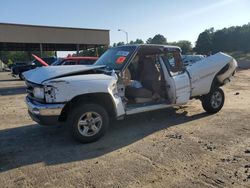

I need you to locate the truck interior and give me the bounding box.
[119,46,185,111]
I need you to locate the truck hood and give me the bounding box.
[23,65,106,84]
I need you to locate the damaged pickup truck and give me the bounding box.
[24,44,237,143]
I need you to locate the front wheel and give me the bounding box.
[201,88,225,113]
[19,73,24,80]
[69,103,109,143]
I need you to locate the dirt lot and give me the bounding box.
[0,69,249,188]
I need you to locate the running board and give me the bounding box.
[126,103,173,115]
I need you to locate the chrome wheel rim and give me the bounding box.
[211,91,222,109]
[77,112,102,137]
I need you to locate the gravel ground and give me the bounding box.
[0,70,249,188]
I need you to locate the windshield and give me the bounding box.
[94,46,136,70]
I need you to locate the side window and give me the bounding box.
[79,59,95,65]
[161,52,184,75]
[62,60,77,65]
[127,55,139,80]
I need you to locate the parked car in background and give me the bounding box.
[182,55,205,66]
[51,56,98,66]
[11,57,57,80]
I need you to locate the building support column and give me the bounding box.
[39,43,43,57]
[94,45,98,57]
[76,44,80,55]
[28,51,32,61]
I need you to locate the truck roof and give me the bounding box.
[115,44,181,52]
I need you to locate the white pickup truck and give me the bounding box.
[24,45,237,143]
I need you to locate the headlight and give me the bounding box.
[33,87,44,99]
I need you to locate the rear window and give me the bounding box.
[62,60,77,65]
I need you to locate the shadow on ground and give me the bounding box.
[0,86,26,96]
[0,78,22,82]
[0,108,208,172]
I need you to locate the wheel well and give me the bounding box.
[210,65,228,91]
[58,93,117,122]
[210,77,220,91]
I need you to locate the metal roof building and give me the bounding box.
[0,23,110,54]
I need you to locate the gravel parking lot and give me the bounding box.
[0,69,249,188]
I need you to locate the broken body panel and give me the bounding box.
[187,52,237,97]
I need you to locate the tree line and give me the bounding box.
[113,34,193,54]
[195,23,250,54]
[0,51,55,67]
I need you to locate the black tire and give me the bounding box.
[69,103,109,143]
[201,87,225,113]
[19,73,24,80]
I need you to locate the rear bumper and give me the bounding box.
[25,97,65,126]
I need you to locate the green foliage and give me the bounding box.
[78,49,96,56]
[195,28,214,54]
[78,46,107,57]
[129,39,144,44]
[146,38,152,44]
[0,51,30,63]
[113,39,144,46]
[7,59,14,67]
[169,40,193,54]
[147,34,167,44]
[195,23,250,54]
[0,51,56,64]
[112,35,194,55]
[113,42,125,47]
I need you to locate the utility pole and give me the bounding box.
[118,29,129,44]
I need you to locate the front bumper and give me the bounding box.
[25,97,65,126]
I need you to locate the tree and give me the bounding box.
[113,42,125,47]
[195,28,214,54]
[212,30,227,52]
[7,59,14,68]
[129,39,144,44]
[0,51,56,64]
[169,40,193,54]
[146,38,152,44]
[195,23,250,54]
[147,34,167,44]
[78,46,108,57]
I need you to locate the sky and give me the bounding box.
[1,0,250,56]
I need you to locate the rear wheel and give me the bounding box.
[69,103,109,143]
[201,88,225,113]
